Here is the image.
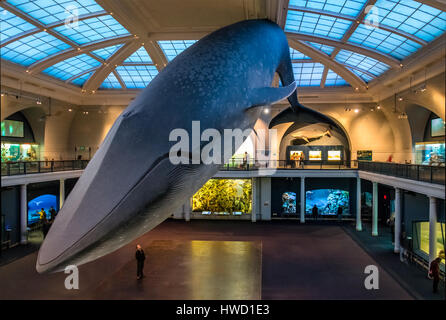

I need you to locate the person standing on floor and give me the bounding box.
[312,204,318,221]
[429,256,442,293]
[135,244,146,280]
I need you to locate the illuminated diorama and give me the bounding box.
[282,192,297,214]
[1,143,39,162]
[413,222,446,259]
[306,189,350,215]
[192,179,252,215]
[415,142,445,166]
[28,195,57,225]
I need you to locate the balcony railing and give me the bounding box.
[219,159,358,171]
[1,160,89,176]
[358,161,445,185]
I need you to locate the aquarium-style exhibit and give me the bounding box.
[306,189,350,215]
[415,142,445,165]
[282,192,297,214]
[28,195,57,225]
[1,143,39,162]
[193,179,252,215]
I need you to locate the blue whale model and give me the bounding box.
[37,19,304,273]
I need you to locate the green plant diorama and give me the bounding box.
[192,179,252,213]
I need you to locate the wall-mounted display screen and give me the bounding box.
[193,179,252,214]
[290,150,303,160]
[282,192,297,214]
[309,150,322,161]
[1,120,24,138]
[28,194,57,225]
[327,150,341,161]
[306,189,349,215]
[431,118,445,137]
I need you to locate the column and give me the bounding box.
[251,178,257,222]
[356,177,362,231]
[394,188,401,253]
[20,184,28,244]
[300,177,305,223]
[59,178,65,210]
[429,197,437,264]
[372,181,378,236]
[185,198,191,222]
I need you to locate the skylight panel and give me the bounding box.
[292,62,325,86]
[347,67,375,83]
[115,65,159,89]
[124,47,153,64]
[289,47,311,60]
[285,10,352,40]
[348,24,422,59]
[0,31,71,66]
[289,0,368,17]
[334,49,390,76]
[366,0,446,42]
[306,42,335,55]
[6,0,104,25]
[324,69,348,86]
[53,15,130,45]
[100,72,122,89]
[71,71,93,86]
[0,9,38,43]
[158,40,197,61]
[91,44,123,60]
[42,54,101,81]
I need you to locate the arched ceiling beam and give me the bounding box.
[345,64,377,79]
[28,35,134,75]
[287,5,427,46]
[144,41,168,71]
[65,67,99,83]
[286,32,401,68]
[329,0,377,59]
[83,40,142,92]
[113,70,127,90]
[288,39,367,91]
[320,66,329,88]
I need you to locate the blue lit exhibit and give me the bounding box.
[28,194,57,225]
[282,192,297,214]
[306,189,350,215]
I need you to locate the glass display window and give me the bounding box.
[309,150,322,161]
[328,150,341,161]
[415,142,445,165]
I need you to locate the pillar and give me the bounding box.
[251,178,257,222]
[59,178,65,210]
[394,188,401,253]
[372,181,378,236]
[356,177,362,231]
[185,198,191,222]
[20,184,28,244]
[300,177,305,223]
[429,197,437,264]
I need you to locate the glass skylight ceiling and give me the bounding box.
[91,44,123,60]
[115,66,159,89]
[53,15,130,45]
[368,0,446,42]
[325,69,348,86]
[124,47,153,64]
[100,72,122,89]
[1,32,71,66]
[0,9,37,42]
[292,62,325,86]
[158,40,197,61]
[43,54,101,81]
[6,0,104,25]
[0,0,444,91]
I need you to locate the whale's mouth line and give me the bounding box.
[38,150,189,270]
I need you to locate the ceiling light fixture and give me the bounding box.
[263,107,270,114]
[36,98,42,105]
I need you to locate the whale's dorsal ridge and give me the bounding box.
[248,81,297,109]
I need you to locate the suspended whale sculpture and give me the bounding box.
[37,19,324,273]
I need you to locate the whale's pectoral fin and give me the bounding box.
[249,81,297,108]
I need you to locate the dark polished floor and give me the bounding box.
[0,220,414,300]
